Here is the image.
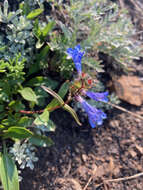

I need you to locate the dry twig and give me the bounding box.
[83,166,97,190]
[107,102,143,121]
[83,171,143,190]
[64,160,71,177]
[83,176,93,190]
[95,172,143,189]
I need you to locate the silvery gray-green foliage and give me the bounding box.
[23,0,45,7]
[0,0,22,23]
[9,141,38,170]
[0,0,35,61]
[7,15,34,60]
[35,121,56,135]
[47,0,142,73]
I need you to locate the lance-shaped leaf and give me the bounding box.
[0,147,19,190]
[41,85,81,125]
[27,8,43,19]
[41,86,64,105]
[57,81,70,99]
[4,0,8,17]
[41,21,55,38]
[63,104,81,126]
[46,81,69,110]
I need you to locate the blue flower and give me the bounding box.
[77,96,107,128]
[67,45,108,128]
[67,44,85,74]
[85,91,108,102]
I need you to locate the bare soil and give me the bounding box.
[20,103,143,190]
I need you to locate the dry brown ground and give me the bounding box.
[20,105,143,190]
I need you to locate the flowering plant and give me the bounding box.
[67,45,108,128]
[0,0,141,189]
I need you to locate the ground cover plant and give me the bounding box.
[0,0,142,189]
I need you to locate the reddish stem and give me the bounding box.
[19,104,62,115]
[19,79,85,115]
[19,110,44,114]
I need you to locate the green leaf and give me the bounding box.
[17,117,33,127]
[27,46,50,76]
[0,69,6,72]
[0,112,6,120]
[0,151,19,190]
[33,19,41,39]
[0,125,5,131]
[58,81,70,99]
[34,87,51,106]
[29,135,54,147]
[41,86,64,106]
[1,115,18,126]
[19,2,30,15]
[8,100,25,112]
[41,84,81,125]
[27,8,43,19]
[34,110,49,126]
[33,20,55,41]
[46,81,69,110]
[46,120,56,132]
[36,45,50,62]
[0,46,6,52]
[0,105,4,112]
[27,62,40,76]
[4,0,8,17]
[19,87,38,103]
[3,127,33,140]
[36,40,44,49]
[63,104,81,126]
[26,76,58,89]
[41,21,55,38]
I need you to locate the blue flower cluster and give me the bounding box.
[67,45,108,128]
[67,44,85,75]
[77,96,107,128]
[84,90,108,103]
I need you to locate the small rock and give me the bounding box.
[94,163,109,178]
[135,144,143,154]
[129,149,137,157]
[81,154,87,162]
[109,120,119,128]
[112,75,143,106]
[91,164,98,175]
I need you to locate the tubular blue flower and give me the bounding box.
[67,44,85,74]
[77,96,107,128]
[84,91,109,102]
